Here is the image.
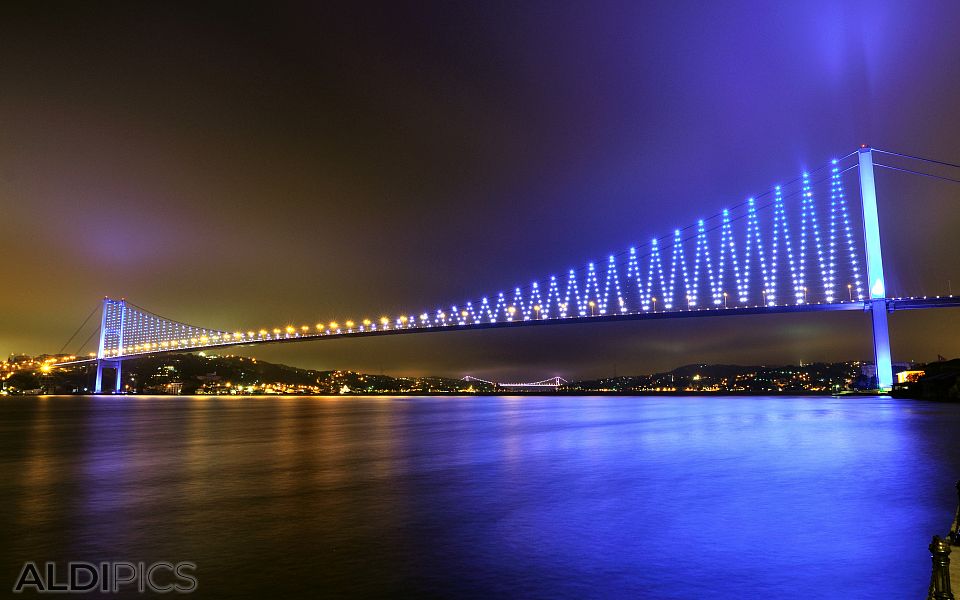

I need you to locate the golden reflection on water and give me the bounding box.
[19,397,53,529]
[310,396,351,488]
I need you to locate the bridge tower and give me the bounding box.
[94,297,126,394]
[858,147,893,390]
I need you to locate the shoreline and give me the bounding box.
[0,390,937,398]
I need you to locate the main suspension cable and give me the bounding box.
[873,148,960,171]
[58,303,101,355]
[873,163,960,185]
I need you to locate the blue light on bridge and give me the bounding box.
[857,147,893,389]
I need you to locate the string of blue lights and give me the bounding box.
[419,158,866,328]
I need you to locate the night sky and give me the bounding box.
[2,1,960,379]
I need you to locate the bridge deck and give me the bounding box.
[54,296,960,366]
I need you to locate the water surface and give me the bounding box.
[1,395,957,598]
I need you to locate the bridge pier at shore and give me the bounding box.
[869,298,893,391]
[94,359,123,394]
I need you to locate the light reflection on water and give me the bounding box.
[0,395,957,598]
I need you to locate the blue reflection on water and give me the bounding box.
[0,395,957,599]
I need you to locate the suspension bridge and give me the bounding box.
[51,146,960,393]
[462,376,568,389]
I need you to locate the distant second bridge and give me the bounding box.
[462,376,568,389]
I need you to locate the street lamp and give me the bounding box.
[723,292,728,308]
[588,300,596,316]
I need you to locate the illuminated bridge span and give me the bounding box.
[52,147,960,393]
[462,376,568,389]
